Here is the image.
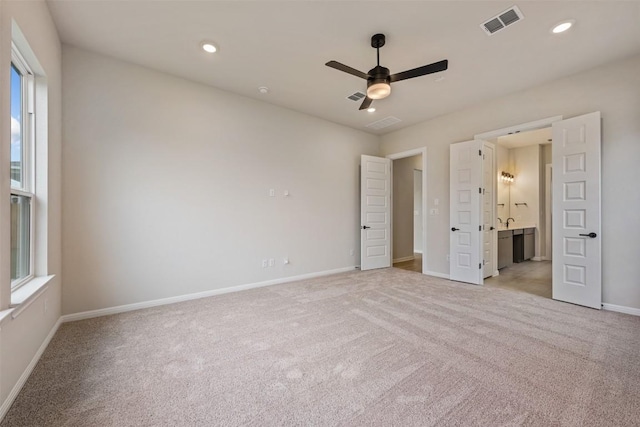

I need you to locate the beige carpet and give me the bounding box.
[2,268,640,426]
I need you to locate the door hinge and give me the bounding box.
[479,187,482,194]
[479,263,482,269]
[479,225,482,231]
[479,150,482,156]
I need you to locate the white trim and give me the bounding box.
[531,257,543,262]
[61,266,356,322]
[602,303,640,317]
[393,255,415,263]
[474,116,563,141]
[10,275,54,315]
[413,250,423,254]
[386,147,428,275]
[0,318,62,421]
[425,270,450,280]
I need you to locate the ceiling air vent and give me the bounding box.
[347,91,366,102]
[366,116,402,131]
[481,6,524,36]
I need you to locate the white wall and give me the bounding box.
[61,46,379,315]
[0,0,62,416]
[380,54,640,310]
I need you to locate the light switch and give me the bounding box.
[284,190,290,197]
[434,198,439,206]
[269,189,275,197]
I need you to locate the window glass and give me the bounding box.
[10,54,33,289]
[10,195,31,282]
[10,64,23,188]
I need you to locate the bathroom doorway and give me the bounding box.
[483,126,553,298]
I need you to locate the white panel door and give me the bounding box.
[552,112,601,309]
[482,142,496,278]
[450,140,482,285]
[361,155,391,271]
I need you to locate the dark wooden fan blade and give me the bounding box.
[359,97,373,110]
[326,61,370,80]
[389,59,448,83]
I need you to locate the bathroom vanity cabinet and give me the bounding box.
[498,227,535,269]
[498,230,513,269]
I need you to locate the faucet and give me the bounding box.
[497,217,503,225]
[506,218,515,228]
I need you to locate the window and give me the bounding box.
[10,45,35,289]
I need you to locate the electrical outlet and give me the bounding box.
[262,259,268,268]
[283,257,289,265]
[269,258,275,267]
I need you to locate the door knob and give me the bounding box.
[451,227,460,231]
[579,232,597,238]
[362,225,371,230]
[490,226,495,230]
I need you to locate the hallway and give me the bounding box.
[393,253,422,273]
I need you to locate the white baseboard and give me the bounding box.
[413,250,423,254]
[0,317,62,421]
[62,266,357,323]
[393,255,415,263]
[532,257,543,261]
[602,303,640,317]
[425,270,450,280]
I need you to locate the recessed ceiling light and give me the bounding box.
[551,20,574,34]
[200,41,217,53]
[367,107,376,113]
[258,86,269,94]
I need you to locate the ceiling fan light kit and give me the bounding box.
[326,33,448,110]
[367,81,391,99]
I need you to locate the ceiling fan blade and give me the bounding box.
[389,59,448,83]
[325,61,369,80]
[359,97,373,111]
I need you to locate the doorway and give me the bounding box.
[387,148,427,274]
[391,156,423,272]
[483,126,553,297]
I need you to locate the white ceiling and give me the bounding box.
[46,1,640,135]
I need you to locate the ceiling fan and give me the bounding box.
[326,33,448,111]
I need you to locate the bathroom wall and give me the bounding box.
[496,145,510,224]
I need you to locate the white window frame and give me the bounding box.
[10,43,35,291]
